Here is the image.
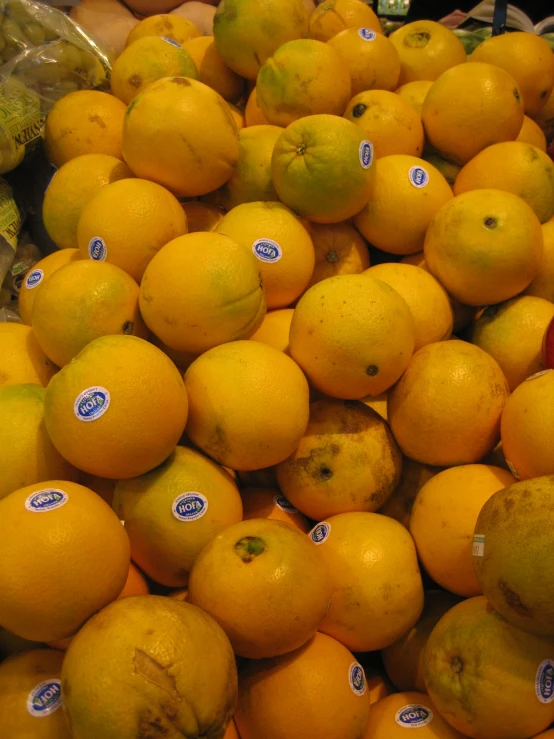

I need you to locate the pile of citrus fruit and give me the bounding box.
[1,0,554,736]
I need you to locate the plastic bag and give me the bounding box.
[0,175,21,287]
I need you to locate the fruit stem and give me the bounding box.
[235,536,266,563]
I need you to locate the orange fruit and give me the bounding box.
[181,201,225,232]
[276,398,402,520]
[306,221,370,287]
[468,296,554,391]
[0,480,130,641]
[250,308,294,352]
[395,79,432,116]
[181,35,245,103]
[122,76,239,198]
[240,486,310,532]
[470,32,554,117]
[364,263,453,350]
[422,62,524,165]
[184,340,309,470]
[534,85,554,141]
[188,518,332,658]
[525,217,554,301]
[125,14,201,46]
[501,369,554,480]
[344,90,424,159]
[517,115,547,151]
[119,562,149,598]
[424,189,544,306]
[454,142,554,224]
[44,90,126,168]
[227,102,245,130]
[378,457,440,529]
[224,720,241,739]
[216,201,315,309]
[328,27,400,96]
[0,323,57,388]
[410,464,516,597]
[312,511,424,651]
[389,20,466,86]
[354,155,452,255]
[244,86,270,125]
[422,153,461,188]
[44,335,188,479]
[289,273,415,398]
[308,0,381,42]
[139,231,265,354]
[388,340,510,467]
[18,249,80,326]
[363,691,468,738]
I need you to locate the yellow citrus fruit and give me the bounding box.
[313,511,424,651]
[250,308,294,352]
[471,32,554,117]
[217,125,283,209]
[362,391,388,419]
[422,153,460,187]
[534,85,554,141]
[256,39,351,127]
[389,20,466,85]
[395,79,432,116]
[354,155,452,255]
[188,518,332,657]
[525,217,554,301]
[363,691,467,738]
[327,27,400,96]
[181,35,245,103]
[181,200,225,232]
[289,273,415,398]
[224,720,240,739]
[379,458,440,529]
[77,177,187,283]
[271,114,376,223]
[276,398,402,519]
[0,384,78,501]
[125,14,201,46]
[44,335,188,479]
[44,90,126,168]
[424,189,544,306]
[240,486,310,532]
[61,596,237,739]
[0,649,71,738]
[422,62,525,165]
[110,36,198,105]
[381,590,461,693]
[308,0,381,42]
[235,632,370,739]
[468,296,554,391]
[31,260,147,368]
[454,142,554,224]
[423,595,554,738]
[43,154,133,250]
[400,251,426,267]
[364,263,452,350]
[344,90,425,159]
[113,446,243,587]
[122,76,239,198]
[213,0,309,80]
[517,114,547,151]
[388,340,510,467]
[184,340,310,470]
[18,249,80,326]
[0,480,130,641]
[139,231,265,353]
[244,86,270,125]
[0,323,57,388]
[227,102,245,129]
[306,221,370,287]
[410,464,516,597]
[216,201,315,309]
[365,670,394,705]
[501,369,554,480]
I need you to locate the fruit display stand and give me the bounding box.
[1,0,554,737]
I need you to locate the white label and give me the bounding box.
[473,534,485,557]
[27,680,62,717]
[505,459,520,480]
[74,386,111,422]
[25,268,43,289]
[526,369,552,381]
[309,521,331,545]
[536,659,554,704]
[408,166,429,188]
[349,662,367,696]
[273,494,297,513]
[395,704,434,728]
[25,488,68,513]
[162,36,181,48]
[358,28,377,41]
[252,238,282,263]
[359,140,373,169]
[172,492,208,522]
[88,237,107,261]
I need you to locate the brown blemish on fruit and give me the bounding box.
[498,579,533,617]
[172,77,191,86]
[404,31,431,48]
[129,74,142,89]
[484,217,497,229]
[123,321,134,335]
[366,365,378,376]
[88,114,106,129]
[326,250,339,263]
[451,656,464,674]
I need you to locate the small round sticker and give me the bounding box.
[358,28,377,41]
[349,662,367,696]
[309,521,331,545]
[252,239,282,263]
[27,680,62,717]
[395,704,433,728]
[359,140,373,169]
[526,369,552,381]
[536,659,554,704]
[162,36,181,48]
[25,268,43,290]
[273,495,298,513]
[74,386,111,423]
[172,492,208,522]
[25,489,68,513]
[408,166,429,188]
[88,237,107,261]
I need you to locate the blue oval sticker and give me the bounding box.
[273,495,297,513]
[408,166,429,188]
[349,662,367,696]
[309,521,331,545]
[252,238,282,263]
[25,269,44,290]
[162,36,182,48]
[536,659,554,704]
[88,237,107,261]
[74,386,111,423]
[358,28,377,41]
[359,140,373,169]
[25,488,68,513]
[395,704,433,727]
[172,492,208,522]
[27,680,62,717]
